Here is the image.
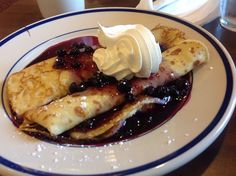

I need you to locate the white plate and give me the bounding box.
[0,8,236,176]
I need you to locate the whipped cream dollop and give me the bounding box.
[93,24,162,80]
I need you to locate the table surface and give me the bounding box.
[0,0,235,176]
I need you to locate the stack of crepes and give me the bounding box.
[6,25,209,139]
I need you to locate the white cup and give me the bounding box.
[36,0,85,18]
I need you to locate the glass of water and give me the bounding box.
[220,0,236,32]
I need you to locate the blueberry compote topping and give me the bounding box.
[117,79,135,101]
[54,42,94,70]
[69,72,117,94]
[14,36,193,147]
[145,78,191,100]
[69,75,135,102]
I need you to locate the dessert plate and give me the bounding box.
[0,8,235,176]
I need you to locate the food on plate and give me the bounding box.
[22,39,208,136]
[6,24,209,145]
[7,25,185,116]
[70,96,170,140]
[7,38,98,116]
[151,25,186,49]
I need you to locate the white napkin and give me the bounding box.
[182,0,220,25]
[136,0,220,25]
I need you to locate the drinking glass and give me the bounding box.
[220,0,236,32]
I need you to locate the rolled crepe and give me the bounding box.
[151,25,186,49]
[161,39,209,75]
[22,40,209,135]
[7,58,75,115]
[7,57,96,115]
[23,86,124,135]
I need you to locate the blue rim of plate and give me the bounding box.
[0,8,234,176]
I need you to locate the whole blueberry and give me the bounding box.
[77,83,88,92]
[56,49,67,58]
[54,57,65,68]
[69,82,79,94]
[117,79,132,93]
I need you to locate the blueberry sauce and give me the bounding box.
[11,36,193,147]
[28,36,99,66]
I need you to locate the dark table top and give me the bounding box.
[0,0,235,175]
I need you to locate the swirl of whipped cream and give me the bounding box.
[93,24,162,80]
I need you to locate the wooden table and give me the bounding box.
[0,0,235,175]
